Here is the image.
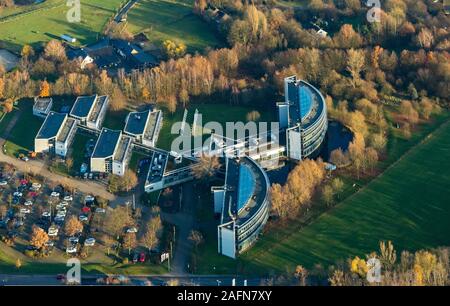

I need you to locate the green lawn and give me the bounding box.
[125,0,223,52]
[3,99,43,157]
[0,0,126,52]
[157,103,277,151]
[195,114,450,275]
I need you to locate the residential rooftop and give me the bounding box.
[91,128,121,159]
[36,112,66,139]
[70,95,97,118]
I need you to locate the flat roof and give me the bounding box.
[36,112,66,139]
[70,95,97,118]
[57,118,76,143]
[33,97,53,112]
[145,110,162,142]
[91,128,121,159]
[114,135,132,163]
[124,110,150,136]
[88,95,108,123]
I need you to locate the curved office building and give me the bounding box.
[278,76,328,160]
[213,156,270,259]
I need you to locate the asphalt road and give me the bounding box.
[0,273,264,286]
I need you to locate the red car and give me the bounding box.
[139,252,146,263]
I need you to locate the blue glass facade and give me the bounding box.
[237,164,255,212]
[299,86,313,120]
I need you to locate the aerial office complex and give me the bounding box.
[213,156,270,259]
[69,95,109,130]
[124,109,163,147]
[34,112,77,157]
[277,76,328,160]
[90,128,133,176]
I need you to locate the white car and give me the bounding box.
[63,196,73,202]
[50,192,60,197]
[84,238,96,246]
[85,195,95,202]
[48,227,59,237]
[95,208,106,213]
[20,208,31,214]
[44,241,54,247]
[126,227,138,233]
[21,156,29,162]
[54,216,65,222]
[79,215,88,222]
[68,237,79,244]
[24,200,33,206]
[42,211,51,218]
[66,245,77,253]
[13,192,23,197]
[31,183,42,190]
[0,181,8,186]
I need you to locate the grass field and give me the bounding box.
[125,0,223,52]
[194,114,450,275]
[0,0,126,52]
[3,100,43,157]
[156,103,277,151]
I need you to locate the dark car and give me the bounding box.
[132,252,139,264]
[139,252,145,263]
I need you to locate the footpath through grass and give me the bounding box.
[195,113,450,275]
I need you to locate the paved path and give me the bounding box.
[114,0,139,23]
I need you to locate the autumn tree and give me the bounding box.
[246,110,261,122]
[121,170,138,192]
[346,49,365,87]
[348,133,366,179]
[64,215,83,237]
[110,86,126,111]
[365,147,379,173]
[162,40,186,59]
[330,148,349,167]
[104,206,132,240]
[192,155,221,179]
[39,80,50,97]
[21,45,35,59]
[122,232,137,255]
[30,225,49,250]
[400,100,419,125]
[44,40,67,62]
[333,24,363,49]
[141,215,163,252]
[321,184,334,207]
[331,178,344,200]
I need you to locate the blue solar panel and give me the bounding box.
[299,86,313,120]
[237,164,255,212]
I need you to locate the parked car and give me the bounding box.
[20,208,31,214]
[132,252,139,263]
[44,241,55,247]
[68,237,79,244]
[42,211,51,218]
[126,227,138,233]
[21,156,29,162]
[84,237,96,246]
[139,252,146,263]
[66,245,77,254]
[13,192,23,198]
[95,208,106,213]
[48,227,59,237]
[0,181,8,186]
[79,214,88,222]
[24,200,33,206]
[50,191,60,197]
[63,195,73,202]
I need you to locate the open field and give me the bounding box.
[156,103,277,151]
[195,113,450,275]
[0,0,126,52]
[125,0,222,52]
